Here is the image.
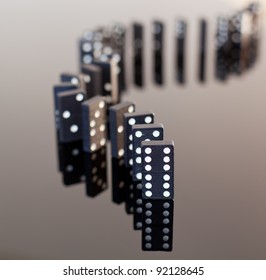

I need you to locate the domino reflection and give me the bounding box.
[84,147,108,197]
[57,140,85,186]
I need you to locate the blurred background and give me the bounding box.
[0,0,265,259]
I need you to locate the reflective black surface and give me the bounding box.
[1,0,266,259]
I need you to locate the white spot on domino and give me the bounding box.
[128,118,136,125]
[145,174,152,181]
[136,147,141,154]
[136,173,142,180]
[128,105,134,113]
[90,129,96,136]
[82,42,92,52]
[104,83,112,91]
[135,131,142,138]
[163,183,170,189]
[164,156,170,163]
[145,156,152,163]
[163,147,171,154]
[163,164,170,171]
[145,182,152,189]
[118,149,124,157]
[163,174,170,181]
[62,111,71,119]
[76,93,84,102]
[91,143,96,151]
[95,110,100,118]
[99,101,105,108]
[84,75,91,83]
[99,124,105,132]
[145,191,152,197]
[70,125,78,133]
[83,54,92,64]
[145,116,152,124]
[100,138,106,146]
[163,191,170,197]
[145,148,152,154]
[71,77,79,85]
[145,165,152,171]
[117,125,123,133]
[129,144,133,150]
[136,157,141,164]
[90,120,96,127]
[152,130,160,137]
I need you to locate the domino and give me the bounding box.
[92,59,120,104]
[113,51,126,93]
[175,19,187,84]
[60,73,81,85]
[82,96,107,153]
[247,3,260,68]
[228,13,242,74]
[109,102,135,158]
[141,140,174,199]
[79,33,94,67]
[152,21,164,85]
[57,89,87,143]
[53,83,78,129]
[123,112,155,167]
[215,17,230,81]
[198,19,207,82]
[132,123,164,181]
[81,64,103,98]
[133,23,144,87]
[84,146,107,197]
[142,225,173,251]
[57,140,85,186]
[142,199,173,226]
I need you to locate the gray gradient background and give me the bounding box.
[0,0,266,259]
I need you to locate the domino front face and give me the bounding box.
[141,140,174,199]
[109,102,135,158]
[57,89,87,143]
[82,96,107,153]
[123,112,155,167]
[132,123,164,181]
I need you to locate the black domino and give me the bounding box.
[109,102,135,158]
[79,32,94,67]
[152,21,164,85]
[123,112,154,167]
[82,96,107,152]
[133,23,144,87]
[91,60,111,96]
[53,83,78,129]
[175,19,187,84]
[228,13,242,74]
[57,89,87,143]
[81,64,103,98]
[198,19,207,82]
[215,17,230,81]
[141,140,174,199]
[132,123,164,181]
